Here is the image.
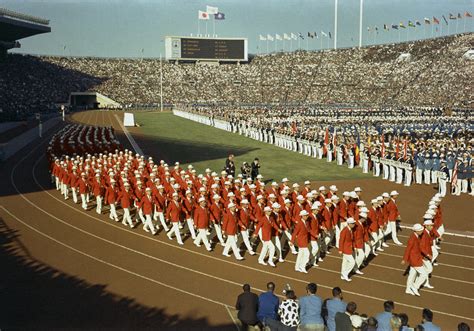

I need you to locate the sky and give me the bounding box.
[3,0,474,58]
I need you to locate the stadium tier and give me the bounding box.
[0,33,472,120]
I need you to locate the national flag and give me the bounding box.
[328,31,332,38]
[403,139,408,159]
[367,26,371,32]
[214,12,225,20]
[457,13,462,19]
[391,24,399,29]
[465,11,473,18]
[291,121,297,134]
[395,140,400,159]
[433,16,440,24]
[267,34,274,41]
[415,20,421,26]
[198,10,210,20]
[380,134,385,158]
[399,22,406,28]
[442,15,448,25]
[449,13,457,20]
[424,17,431,24]
[451,161,458,193]
[298,32,304,39]
[276,34,282,40]
[321,31,328,37]
[314,31,318,38]
[259,34,267,41]
[383,24,389,30]
[323,127,329,155]
[332,129,337,158]
[206,5,218,14]
[291,33,297,40]
[308,32,314,38]
[355,134,361,164]
[283,33,290,40]
[408,20,415,27]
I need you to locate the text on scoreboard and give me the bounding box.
[165,37,248,61]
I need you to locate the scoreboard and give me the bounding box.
[165,36,248,62]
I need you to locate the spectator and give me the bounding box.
[241,161,251,179]
[257,282,280,328]
[235,283,259,331]
[375,300,395,331]
[420,309,441,331]
[299,282,325,330]
[458,322,471,331]
[225,154,236,177]
[251,158,261,180]
[278,289,300,330]
[363,317,378,331]
[335,301,357,331]
[326,287,347,331]
[390,315,402,331]
[398,313,410,331]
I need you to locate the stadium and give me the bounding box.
[0,1,473,330]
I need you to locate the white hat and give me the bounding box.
[331,195,339,201]
[241,199,249,204]
[224,181,230,185]
[354,187,362,192]
[228,202,236,209]
[423,213,433,219]
[382,192,390,198]
[297,195,305,201]
[390,190,399,196]
[359,212,367,218]
[257,174,263,179]
[371,199,378,204]
[199,187,206,192]
[213,194,220,200]
[428,200,436,206]
[356,201,365,206]
[257,195,264,200]
[377,196,383,201]
[423,219,434,226]
[264,206,272,212]
[186,190,192,195]
[342,191,350,197]
[271,182,278,186]
[324,198,332,203]
[272,203,281,209]
[319,186,326,191]
[329,185,338,191]
[306,192,314,198]
[228,192,235,197]
[360,207,369,213]
[198,197,206,203]
[304,180,311,185]
[249,184,256,189]
[282,178,289,182]
[292,183,300,188]
[205,168,211,173]
[227,175,233,179]
[347,217,356,224]
[427,209,436,215]
[311,203,320,210]
[299,210,309,216]
[172,192,178,196]
[284,199,292,204]
[350,191,358,198]
[432,197,441,202]
[268,193,276,198]
[413,223,424,231]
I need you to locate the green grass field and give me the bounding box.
[132,112,373,183]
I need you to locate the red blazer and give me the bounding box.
[77,178,89,194]
[353,222,365,249]
[339,226,354,255]
[223,211,239,235]
[194,206,210,229]
[105,185,119,204]
[321,207,332,230]
[118,189,136,209]
[140,194,155,215]
[209,202,222,224]
[238,208,253,230]
[152,189,166,212]
[291,219,310,248]
[91,178,104,197]
[339,199,349,221]
[308,213,320,240]
[368,208,379,233]
[386,199,399,222]
[403,233,423,267]
[255,215,280,241]
[166,200,182,222]
[420,230,433,258]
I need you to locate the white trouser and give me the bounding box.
[431,170,438,184]
[80,193,87,209]
[405,170,412,186]
[258,240,275,263]
[335,222,347,249]
[363,160,369,173]
[383,165,389,180]
[155,211,169,231]
[364,242,371,258]
[109,204,118,220]
[424,170,431,184]
[312,146,318,158]
[370,232,381,253]
[223,234,243,259]
[240,229,254,253]
[168,222,183,243]
[432,245,439,261]
[62,184,68,198]
[415,168,423,184]
[374,162,380,176]
[295,247,310,271]
[327,152,333,162]
[212,223,225,245]
[337,153,343,165]
[282,230,297,254]
[453,183,461,196]
[355,248,365,269]
[438,178,447,197]
[122,208,134,226]
[341,253,356,278]
[396,168,403,184]
[384,221,401,244]
[310,240,320,265]
[389,166,396,181]
[143,214,156,233]
[96,196,102,213]
[72,188,78,203]
[272,236,283,259]
[460,179,468,193]
[55,176,60,190]
[317,148,323,159]
[407,265,428,290]
[194,229,211,250]
[186,218,197,239]
[136,207,146,223]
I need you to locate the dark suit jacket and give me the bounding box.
[335,311,352,331]
[236,291,259,325]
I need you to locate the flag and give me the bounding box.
[332,129,337,158]
[449,13,457,20]
[291,32,297,40]
[323,127,329,155]
[206,5,218,14]
[415,20,421,26]
[355,134,361,164]
[466,11,473,18]
[384,24,389,30]
[321,31,328,37]
[328,31,332,38]
[267,34,274,41]
[395,140,400,159]
[408,20,415,27]
[283,33,290,40]
[308,32,314,38]
[424,17,431,24]
[457,13,462,19]
[391,24,398,30]
[214,12,225,20]
[276,34,282,40]
[380,134,385,158]
[314,31,318,38]
[442,15,448,24]
[198,10,210,20]
[259,34,266,41]
[433,16,440,24]
[298,32,304,39]
[399,22,406,28]
[367,26,371,32]
[403,139,408,159]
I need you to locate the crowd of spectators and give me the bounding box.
[0,33,472,120]
[236,281,469,330]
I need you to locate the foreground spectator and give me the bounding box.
[390,315,402,331]
[335,301,357,331]
[235,284,259,331]
[298,283,324,331]
[278,289,299,330]
[326,287,347,331]
[458,322,471,331]
[375,300,395,331]
[257,282,280,329]
[420,308,441,331]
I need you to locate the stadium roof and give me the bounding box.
[0,7,50,49]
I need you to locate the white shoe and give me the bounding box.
[405,288,415,296]
[377,247,384,252]
[424,284,434,289]
[355,270,364,275]
[109,215,114,220]
[236,257,244,261]
[222,253,231,257]
[382,243,389,248]
[268,261,276,267]
[177,242,184,245]
[249,251,256,256]
[278,258,285,263]
[259,261,267,266]
[156,225,160,231]
[206,247,212,252]
[410,286,420,296]
[122,221,127,225]
[291,250,298,255]
[298,268,308,273]
[313,262,319,267]
[372,252,379,256]
[341,275,352,282]
[394,241,403,246]
[151,231,157,235]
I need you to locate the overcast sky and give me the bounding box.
[4,0,474,58]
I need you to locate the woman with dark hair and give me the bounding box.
[278,290,299,330]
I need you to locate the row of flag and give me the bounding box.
[373,12,472,31]
[259,31,332,41]
[198,5,225,20]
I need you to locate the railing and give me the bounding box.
[0,7,50,25]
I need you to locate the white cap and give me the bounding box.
[241,199,249,204]
[198,197,206,203]
[228,202,236,209]
[299,210,309,216]
[359,212,367,218]
[347,217,356,224]
[319,186,326,191]
[292,183,300,188]
[390,190,399,196]
[371,199,378,204]
[257,195,264,200]
[272,202,281,209]
[282,178,289,182]
[297,195,305,201]
[329,185,338,191]
[382,192,390,198]
[268,193,276,199]
[354,187,362,192]
[228,192,235,197]
[264,206,272,212]
[304,180,311,185]
[213,194,220,200]
[423,219,434,226]
[413,223,424,231]
[324,198,332,203]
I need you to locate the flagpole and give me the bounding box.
[206,21,208,37]
[198,20,200,36]
[160,53,163,112]
[358,0,363,48]
[334,0,338,49]
[213,16,216,37]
